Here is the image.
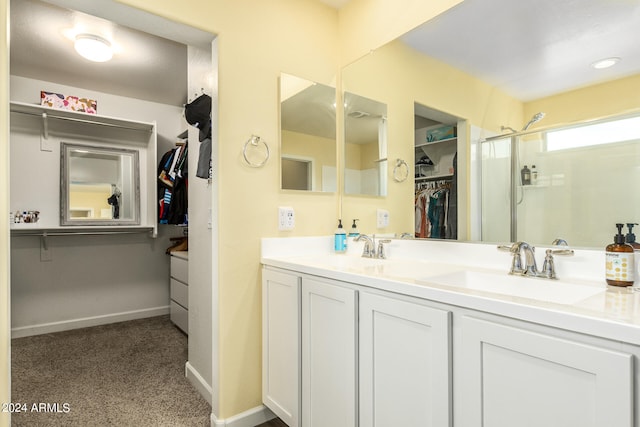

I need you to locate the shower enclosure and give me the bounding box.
[480,114,640,248]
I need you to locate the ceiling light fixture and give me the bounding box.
[74,34,113,62]
[591,57,620,69]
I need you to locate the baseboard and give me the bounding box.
[11,306,170,338]
[185,361,213,405]
[211,405,276,427]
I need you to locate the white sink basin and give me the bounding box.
[422,270,605,305]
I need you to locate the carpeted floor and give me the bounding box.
[11,315,211,426]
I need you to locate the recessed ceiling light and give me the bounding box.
[74,34,113,62]
[591,57,620,69]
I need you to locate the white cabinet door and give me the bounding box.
[458,316,634,427]
[262,269,301,427]
[359,292,452,427]
[302,277,357,427]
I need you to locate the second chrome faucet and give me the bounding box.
[355,234,391,259]
[498,241,574,279]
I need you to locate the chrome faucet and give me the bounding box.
[552,238,569,247]
[377,239,392,259]
[498,241,574,279]
[355,234,391,259]
[355,234,376,258]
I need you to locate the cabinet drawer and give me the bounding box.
[170,301,188,334]
[170,256,188,283]
[171,278,188,309]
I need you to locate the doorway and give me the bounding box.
[5,0,218,419]
[414,102,464,240]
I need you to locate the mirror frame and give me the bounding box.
[60,143,141,226]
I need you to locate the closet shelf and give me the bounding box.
[415,136,457,148]
[9,101,155,145]
[416,174,453,181]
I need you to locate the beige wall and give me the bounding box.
[69,189,112,218]
[1,0,8,423]
[282,129,336,190]
[524,73,640,128]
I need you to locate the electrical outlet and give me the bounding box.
[377,209,389,228]
[278,206,295,231]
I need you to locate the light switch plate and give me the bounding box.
[278,206,295,231]
[377,209,389,228]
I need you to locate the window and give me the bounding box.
[546,116,640,151]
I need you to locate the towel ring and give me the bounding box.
[393,158,409,182]
[243,135,270,168]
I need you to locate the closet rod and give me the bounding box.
[416,175,453,182]
[10,110,151,132]
[12,230,153,237]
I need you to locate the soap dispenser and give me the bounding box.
[521,165,531,185]
[625,223,640,287]
[334,219,347,253]
[605,223,635,287]
[348,219,360,238]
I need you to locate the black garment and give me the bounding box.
[157,145,188,225]
[107,194,120,219]
[185,95,212,142]
[167,175,187,225]
[197,138,212,179]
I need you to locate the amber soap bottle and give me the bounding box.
[605,223,635,287]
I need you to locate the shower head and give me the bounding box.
[522,112,545,130]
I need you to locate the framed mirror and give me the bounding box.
[344,92,388,196]
[60,143,140,226]
[279,73,337,192]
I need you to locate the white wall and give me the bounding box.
[185,44,214,403]
[10,75,185,336]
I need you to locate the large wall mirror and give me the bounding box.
[344,92,388,197]
[340,0,640,249]
[61,143,140,226]
[280,73,337,192]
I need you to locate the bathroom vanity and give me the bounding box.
[261,237,639,427]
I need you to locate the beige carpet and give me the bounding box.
[11,315,211,426]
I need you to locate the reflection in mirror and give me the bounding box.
[61,143,140,226]
[280,73,337,192]
[482,114,640,248]
[344,92,388,196]
[340,0,640,248]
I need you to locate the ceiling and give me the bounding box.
[16,0,635,114]
[9,0,348,108]
[10,0,191,106]
[402,0,640,101]
[281,79,336,140]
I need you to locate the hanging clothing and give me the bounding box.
[157,143,188,225]
[197,137,211,179]
[415,182,451,239]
